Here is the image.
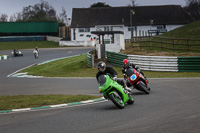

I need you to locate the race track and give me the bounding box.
[0,48,200,133]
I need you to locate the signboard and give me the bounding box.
[148,29,167,33]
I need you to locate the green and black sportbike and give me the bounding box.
[97,74,134,109]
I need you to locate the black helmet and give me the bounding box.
[97,61,106,72]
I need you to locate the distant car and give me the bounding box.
[11,49,23,57]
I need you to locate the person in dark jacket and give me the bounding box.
[122,59,145,76]
[35,47,39,53]
[96,61,131,92]
[122,59,149,86]
[13,49,17,56]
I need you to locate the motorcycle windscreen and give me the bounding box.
[98,75,107,85]
[126,68,135,77]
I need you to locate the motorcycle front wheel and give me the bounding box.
[34,53,38,59]
[109,91,125,109]
[127,94,134,104]
[137,81,150,94]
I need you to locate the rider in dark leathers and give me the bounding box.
[122,59,148,87]
[122,59,145,77]
[96,61,131,92]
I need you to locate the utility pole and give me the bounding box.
[130,10,135,42]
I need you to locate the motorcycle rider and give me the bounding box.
[122,59,150,93]
[33,47,39,58]
[13,49,17,56]
[96,61,131,93]
[35,47,39,53]
[122,59,149,85]
[122,59,145,77]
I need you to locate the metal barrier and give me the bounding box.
[0,55,9,60]
[178,57,200,72]
[87,53,94,68]
[106,51,128,67]
[105,51,200,72]
[128,55,178,72]
[0,36,46,42]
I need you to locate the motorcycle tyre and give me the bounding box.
[109,91,125,109]
[34,54,38,59]
[137,82,150,94]
[127,94,134,104]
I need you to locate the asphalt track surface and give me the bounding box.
[0,48,200,133]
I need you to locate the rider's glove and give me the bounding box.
[135,65,141,72]
[113,76,117,81]
[135,65,139,69]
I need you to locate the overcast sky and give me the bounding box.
[0,0,187,19]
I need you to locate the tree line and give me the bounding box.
[0,0,200,25]
[184,0,200,20]
[0,0,68,26]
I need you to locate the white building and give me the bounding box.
[71,5,194,42]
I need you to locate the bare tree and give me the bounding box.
[57,7,68,26]
[90,2,111,8]
[184,0,200,20]
[6,0,68,26]
[9,13,23,22]
[22,6,34,21]
[9,14,17,22]
[16,13,23,22]
[21,0,57,22]
[130,0,137,7]
[0,13,8,22]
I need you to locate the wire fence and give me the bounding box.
[126,36,200,52]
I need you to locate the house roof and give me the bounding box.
[71,5,195,28]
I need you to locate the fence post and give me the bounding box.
[187,40,190,52]
[161,38,163,51]
[132,35,135,43]
[149,36,152,50]
[173,39,175,52]
[142,31,144,38]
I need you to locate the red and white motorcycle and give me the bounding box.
[124,68,150,94]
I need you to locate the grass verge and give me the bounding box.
[21,54,93,77]
[122,20,200,55]
[20,54,200,78]
[0,95,101,111]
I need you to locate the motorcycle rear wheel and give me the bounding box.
[109,91,125,109]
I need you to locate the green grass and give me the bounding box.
[127,20,200,54]
[0,41,59,50]
[0,95,101,111]
[20,54,200,78]
[21,54,94,77]
[139,37,200,53]
[160,20,200,39]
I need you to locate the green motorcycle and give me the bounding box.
[98,74,134,109]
